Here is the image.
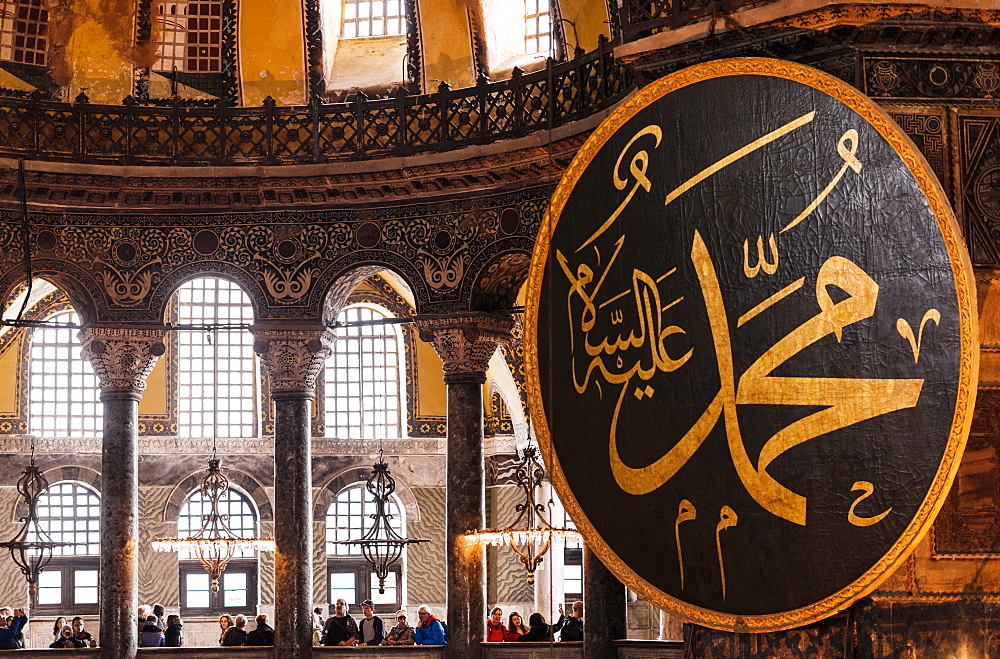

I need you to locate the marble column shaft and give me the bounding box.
[252,326,334,659]
[416,313,513,659]
[583,544,627,658]
[80,327,166,659]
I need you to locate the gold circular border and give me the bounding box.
[524,57,979,633]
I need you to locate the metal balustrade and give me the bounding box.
[618,0,772,40]
[0,37,630,167]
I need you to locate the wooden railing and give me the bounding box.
[0,38,630,167]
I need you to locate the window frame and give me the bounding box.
[327,560,402,615]
[174,276,259,440]
[152,0,223,74]
[324,303,405,440]
[562,510,582,604]
[178,560,259,616]
[340,0,405,39]
[32,557,100,616]
[524,0,552,55]
[0,0,50,66]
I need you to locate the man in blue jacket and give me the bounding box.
[414,606,446,645]
[0,608,27,649]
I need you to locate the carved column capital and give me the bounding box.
[414,312,514,381]
[251,326,337,398]
[78,326,167,395]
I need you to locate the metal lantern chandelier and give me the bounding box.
[336,450,430,594]
[152,330,273,592]
[465,445,581,585]
[152,458,274,591]
[0,440,71,596]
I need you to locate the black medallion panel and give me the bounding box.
[527,59,977,631]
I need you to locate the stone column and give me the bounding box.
[252,325,335,659]
[416,313,513,659]
[80,327,166,659]
[584,544,627,658]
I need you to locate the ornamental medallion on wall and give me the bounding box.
[526,58,978,631]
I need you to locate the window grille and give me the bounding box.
[175,277,257,439]
[342,0,404,38]
[325,304,403,440]
[29,311,102,438]
[0,0,48,65]
[153,0,222,73]
[31,482,101,615]
[32,482,101,556]
[524,0,551,54]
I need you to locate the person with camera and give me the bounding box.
[51,624,86,649]
[0,608,26,649]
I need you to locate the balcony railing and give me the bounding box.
[0,38,631,167]
[618,0,771,40]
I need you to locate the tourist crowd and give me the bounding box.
[0,598,581,648]
[135,603,275,647]
[484,600,584,643]
[314,598,445,646]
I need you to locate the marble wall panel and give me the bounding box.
[407,487,446,607]
[138,486,179,607]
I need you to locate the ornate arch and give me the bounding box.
[149,265,265,325]
[465,242,534,311]
[314,466,420,523]
[319,259,426,325]
[0,263,100,326]
[162,467,273,523]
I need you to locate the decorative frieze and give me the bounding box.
[0,435,445,456]
[78,326,166,392]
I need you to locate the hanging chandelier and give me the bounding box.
[152,330,273,592]
[152,458,274,591]
[464,445,580,584]
[336,450,430,594]
[0,442,71,596]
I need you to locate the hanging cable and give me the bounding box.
[12,160,33,324]
[209,328,219,460]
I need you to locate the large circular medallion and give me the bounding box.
[525,58,977,631]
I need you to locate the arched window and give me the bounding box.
[174,277,257,439]
[32,482,100,615]
[0,0,49,66]
[326,482,403,611]
[29,310,102,438]
[325,304,404,440]
[177,485,259,614]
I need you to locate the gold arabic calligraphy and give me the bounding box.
[559,111,932,529]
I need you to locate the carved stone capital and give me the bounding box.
[414,313,514,379]
[78,326,167,393]
[251,327,336,397]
